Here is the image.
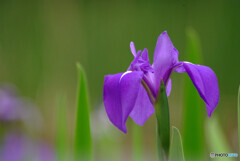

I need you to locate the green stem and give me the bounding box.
[132,123,142,161]
[154,81,170,161]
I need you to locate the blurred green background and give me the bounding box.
[0,0,239,160]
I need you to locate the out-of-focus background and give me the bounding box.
[0,0,239,161]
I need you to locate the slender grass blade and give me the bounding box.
[205,117,234,161]
[183,28,204,161]
[169,126,185,161]
[74,64,92,161]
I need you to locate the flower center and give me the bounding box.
[128,50,154,74]
[127,50,157,103]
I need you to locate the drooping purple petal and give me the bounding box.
[130,85,155,126]
[166,78,172,97]
[177,62,219,117]
[153,31,179,90]
[103,71,143,133]
[103,73,123,132]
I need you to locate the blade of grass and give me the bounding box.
[74,63,92,161]
[205,117,234,161]
[155,81,170,161]
[56,95,68,161]
[183,28,204,161]
[169,126,185,161]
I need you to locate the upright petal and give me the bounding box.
[130,85,155,126]
[141,48,149,62]
[180,62,219,117]
[103,71,143,133]
[153,31,179,89]
[130,42,137,57]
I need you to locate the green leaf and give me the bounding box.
[205,117,234,161]
[183,28,204,161]
[74,63,92,161]
[169,127,185,161]
[132,123,143,161]
[185,28,203,63]
[154,81,170,161]
[238,85,240,156]
[56,95,68,161]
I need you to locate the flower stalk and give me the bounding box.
[154,81,170,161]
[141,80,155,104]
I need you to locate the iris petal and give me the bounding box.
[177,62,219,117]
[103,71,144,133]
[130,42,137,57]
[166,78,172,97]
[141,48,149,62]
[130,85,155,126]
[153,31,179,90]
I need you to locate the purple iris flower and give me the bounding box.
[103,31,219,133]
[1,134,56,161]
[0,85,22,121]
[0,85,43,130]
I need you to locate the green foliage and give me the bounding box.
[183,28,204,161]
[155,81,170,161]
[132,123,143,161]
[56,95,68,161]
[238,86,240,156]
[169,127,185,161]
[74,64,92,161]
[205,117,234,161]
[185,28,203,63]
